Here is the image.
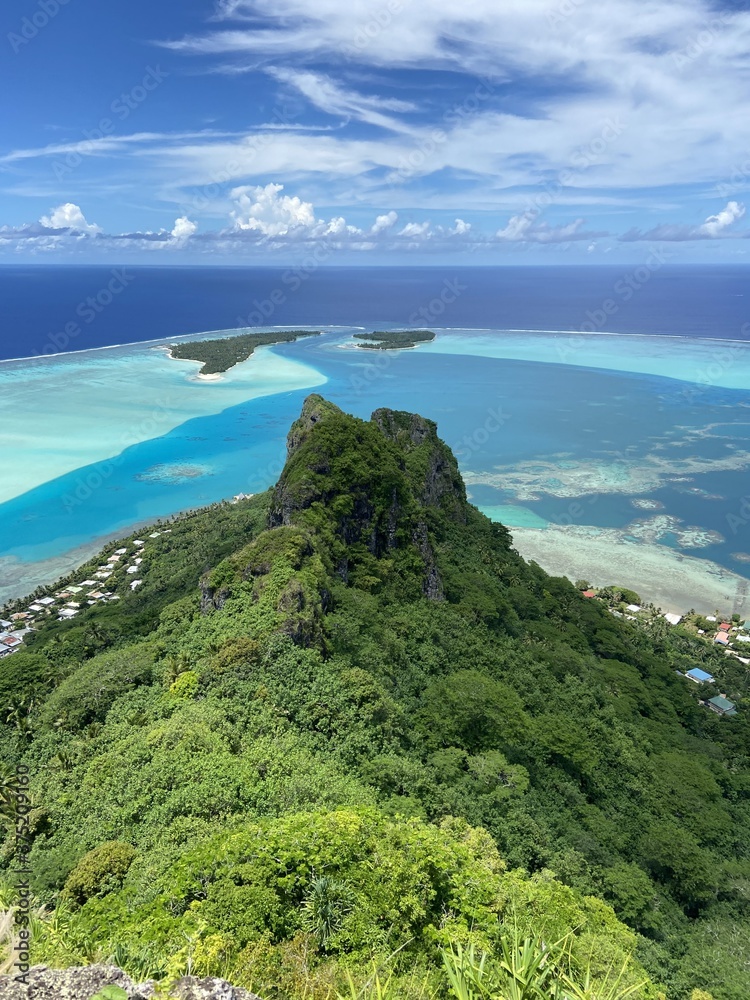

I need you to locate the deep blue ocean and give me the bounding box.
[1,264,749,361]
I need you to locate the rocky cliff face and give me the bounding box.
[265,395,465,598]
[370,407,467,519]
[197,396,469,640]
[0,966,260,1000]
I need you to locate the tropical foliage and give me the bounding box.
[169,330,321,374]
[1,396,746,999]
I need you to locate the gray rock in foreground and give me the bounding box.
[0,966,260,999]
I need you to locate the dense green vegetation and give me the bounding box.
[2,395,747,999]
[353,329,435,350]
[169,329,321,374]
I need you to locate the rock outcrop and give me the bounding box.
[0,966,260,1000]
[371,406,467,519]
[264,396,467,599]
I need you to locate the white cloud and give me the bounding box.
[496,213,599,243]
[39,203,101,235]
[399,221,431,238]
[620,201,747,241]
[230,182,318,235]
[228,182,369,240]
[171,216,197,241]
[154,0,750,206]
[0,130,241,165]
[267,68,416,133]
[371,211,398,234]
[698,200,745,237]
[1,181,611,257]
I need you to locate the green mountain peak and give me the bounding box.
[0,398,744,1000]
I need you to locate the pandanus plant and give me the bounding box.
[441,928,647,1000]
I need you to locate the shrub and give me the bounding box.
[63,841,138,905]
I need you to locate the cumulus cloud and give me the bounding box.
[228,183,374,241]
[231,182,318,235]
[171,216,197,240]
[371,211,398,234]
[699,200,745,237]
[0,206,202,257]
[1,182,611,258]
[39,203,101,235]
[620,201,747,241]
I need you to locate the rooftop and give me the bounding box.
[686,668,714,683]
[708,695,737,716]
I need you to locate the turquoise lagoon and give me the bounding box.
[2,327,750,608]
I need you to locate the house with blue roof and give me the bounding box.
[685,668,714,684]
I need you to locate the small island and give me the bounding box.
[169,329,322,375]
[353,329,435,350]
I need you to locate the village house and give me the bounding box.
[708,695,737,717]
[686,668,714,684]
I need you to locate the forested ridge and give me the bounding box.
[1,395,748,999]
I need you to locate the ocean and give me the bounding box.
[1,264,749,611]
[1,264,749,361]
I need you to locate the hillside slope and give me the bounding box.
[2,396,749,999]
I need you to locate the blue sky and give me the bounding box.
[1,0,750,263]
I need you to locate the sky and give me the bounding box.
[2,0,750,264]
